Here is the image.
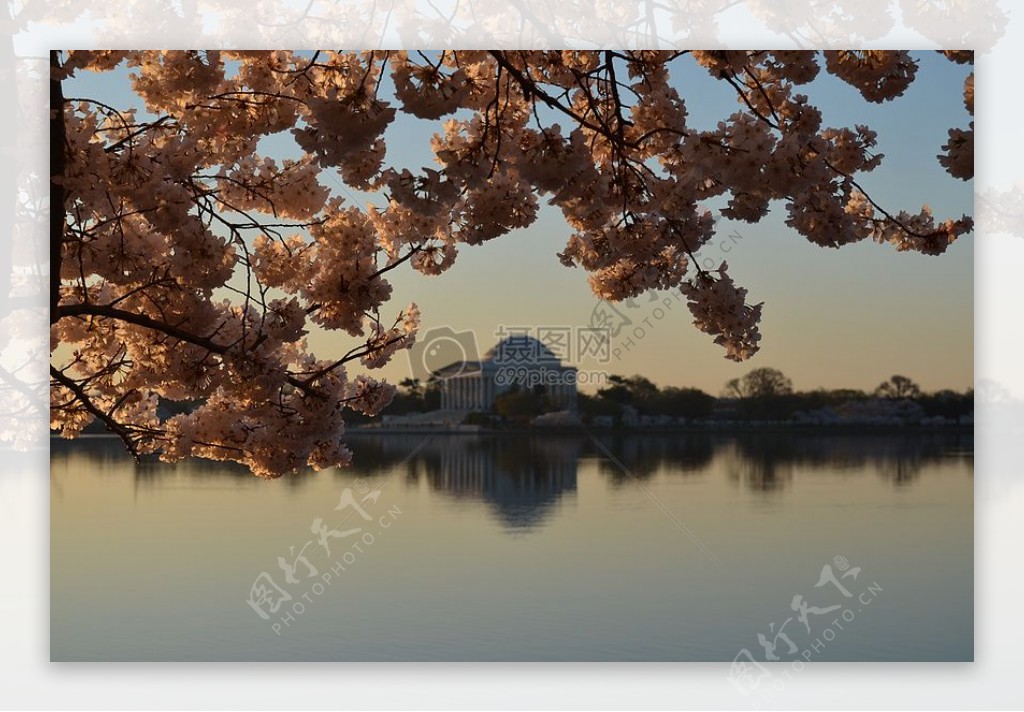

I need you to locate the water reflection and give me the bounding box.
[337,434,583,529]
[424,437,580,530]
[51,431,973,661]
[589,433,715,483]
[725,432,973,491]
[52,430,972,529]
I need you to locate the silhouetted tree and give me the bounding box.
[398,377,422,399]
[597,374,658,405]
[423,376,442,411]
[578,392,623,419]
[917,388,973,418]
[645,387,715,418]
[724,368,794,399]
[595,376,712,418]
[875,375,921,399]
[495,387,548,420]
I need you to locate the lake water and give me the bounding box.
[51,431,973,662]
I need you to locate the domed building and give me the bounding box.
[435,334,578,412]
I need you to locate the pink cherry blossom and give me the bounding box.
[50,50,973,476]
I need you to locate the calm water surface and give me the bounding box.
[51,432,973,661]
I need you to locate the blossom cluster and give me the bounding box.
[51,50,973,476]
[680,262,763,362]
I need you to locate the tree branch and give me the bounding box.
[50,51,66,324]
[50,365,141,460]
[55,303,232,354]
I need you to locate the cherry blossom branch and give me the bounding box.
[488,51,624,144]
[304,246,422,316]
[56,303,233,354]
[722,61,943,241]
[50,365,143,460]
[49,50,972,476]
[821,159,938,240]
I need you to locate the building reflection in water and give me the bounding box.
[349,434,582,531]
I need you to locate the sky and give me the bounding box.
[63,51,973,395]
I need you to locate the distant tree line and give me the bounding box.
[360,368,972,426]
[579,375,715,421]
[77,369,969,435]
[711,369,972,422]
